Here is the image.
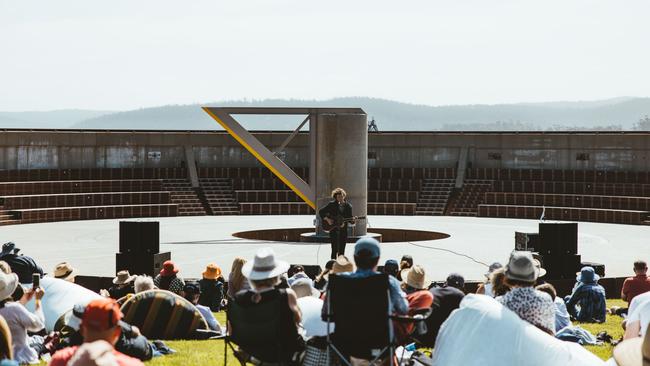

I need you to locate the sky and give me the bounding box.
[1,0,650,111]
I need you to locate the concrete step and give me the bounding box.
[0,220,21,226]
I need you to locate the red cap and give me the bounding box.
[82,298,122,331]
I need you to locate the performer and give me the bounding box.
[319,188,354,259]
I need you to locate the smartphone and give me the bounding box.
[32,273,40,289]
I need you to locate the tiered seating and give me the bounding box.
[447,180,493,216]
[161,180,206,216]
[415,179,455,215]
[199,178,240,215]
[473,168,650,225]
[373,168,454,216]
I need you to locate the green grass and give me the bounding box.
[39,301,628,365]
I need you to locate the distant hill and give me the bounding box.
[71,97,650,131]
[0,110,113,129]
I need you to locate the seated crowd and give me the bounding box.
[0,239,647,365]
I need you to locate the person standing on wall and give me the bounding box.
[319,188,354,260]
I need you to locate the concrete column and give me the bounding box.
[312,113,367,235]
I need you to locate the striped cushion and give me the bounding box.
[121,290,208,339]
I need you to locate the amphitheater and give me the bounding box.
[1,128,649,292]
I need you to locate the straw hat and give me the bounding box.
[202,263,222,280]
[53,262,77,282]
[0,271,18,300]
[533,259,547,278]
[612,324,650,366]
[403,265,426,290]
[332,255,354,274]
[112,270,136,285]
[290,278,320,298]
[241,248,290,281]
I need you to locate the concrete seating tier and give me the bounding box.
[477,204,648,225]
[0,168,187,182]
[468,168,650,183]
[13,204,178,224]
[491,180,650,196]
[198,167,308,180]
[0,179,163,196]
[235,190,301,203]
[161,180,207,216]
[0,191,171,210]
[484,192,650,211]
[415,179,455,215]
[368,203,416,215]
[199,178,240,215]
[239,202,314,215]
[447,180,493,217]
[368,167,456,179]
[230,178,290,191]
[368,179,423,191]
[368,191,418,203]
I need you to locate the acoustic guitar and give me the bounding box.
[322,215,366,233]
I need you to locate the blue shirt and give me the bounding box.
[565,282,606,323]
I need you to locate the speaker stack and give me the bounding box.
[116,221,171,277]
[537,223,580,279]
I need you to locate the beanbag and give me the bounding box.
[120,290,208,339]
[432,294,605,366]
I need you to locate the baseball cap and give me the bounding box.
[445,273,465,289]
[82,298,122,331]
[183,282,201,295]
[354,238,380,258]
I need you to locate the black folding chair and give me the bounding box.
[224,293,303,365]
[325,273,396,366]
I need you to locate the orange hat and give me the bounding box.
[202,263,222,280]
[82,298,122,331]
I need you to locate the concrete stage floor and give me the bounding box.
[1,216,647,281]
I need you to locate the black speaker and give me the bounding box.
[119,221,160,254]
[581,262,606,277]
[541,254,581,279]
[538,223,578,255]
[116,251,171,277]
[515,232,540,252]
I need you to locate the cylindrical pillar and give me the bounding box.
[312,113,367,235]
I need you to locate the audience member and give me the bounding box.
[226,257,250,299]
[565,266,607,323]
[490,267,510,298]
[331,255,354,275]
[106,271,136,300]
[624,297,650,340]
[291,278,330,339]
[382,259,399,278]
[313,260,335,291]
[0,263,10,275]
[476,262,502,297]
[287,266,309,287]
[610,323,650,366]
[536,283,571,332]
[622,260,650,304]
[444,273,465,292]
[0,270,45,364]
[49,298,144,366]
[153,261,185,296]
[0,315,15,364]
[395,265,433,343]
[0,243,43,284]
[534,258,547,285]
[425,279,465,346]
[133,276,154,294]
[397,255,413,281]
[198,263,224,312]
[67,340,118,366]
[52,262,77,283]
[498,251,555,334]
[181,282,222,332]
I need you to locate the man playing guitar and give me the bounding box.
[319,187,354,259]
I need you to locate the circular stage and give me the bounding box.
[2,215,646,281]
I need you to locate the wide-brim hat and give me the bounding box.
[54,262,77,281]
[0,271,19,300]
[332,255,354,274]
[533,259,547,278]
[160,260,179,277]
[612,323,650,366]
[576,266,600,284]
[485,262,503,279]
[505,251,539,282]
[241,248,290,281]
[0,242,16,257]
[202,263,222,280]
[403,265,427,290]
[113,270,136,285]
[290,278,320,298]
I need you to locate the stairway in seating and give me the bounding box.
[0,206,20,225]
[161,179,206,216]
[447,180,494,216]
[199,178,240,215]
[415,178,454,215]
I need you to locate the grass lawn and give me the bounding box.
[39,300,628,365]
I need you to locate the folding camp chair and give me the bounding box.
[224,292,303,365]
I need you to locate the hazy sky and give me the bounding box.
[1,0,650,111]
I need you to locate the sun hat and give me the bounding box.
[576,266,599,284]
[354,238,380,258]
[403,265,427,290]
[112,270,136,285]
[0,271,18,300]
[332,255,354,274]
[0,242,17,257]
[612,323,650,366]
[68,340,118,366]
[290,277,320,298]
[445,273,465,289]
[485,262,503,278]
[504,251,538,282]
[533,259,547,278]
[82,298,122,331]
[53,262,77,281]
[160,260,179,277]
[202,263,222,280]
[241,247,290,281]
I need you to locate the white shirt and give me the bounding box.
[484,283,495,297]
[296,296,333,338]
[626,298,650,337]
[0,302,45,364]
[554,296,571,332]
[628,290,650,316]
[196,304,221,332]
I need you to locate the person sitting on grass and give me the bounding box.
[565,266,607,323]
[49,298,144,366]
[154,261,185,296]
[617,260,650,316]
[624,296,650,341]
[181,282,222,332]
[498,251,555,335]
[198,263,225,312]
[536,283,571,333]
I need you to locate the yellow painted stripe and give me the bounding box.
[162,298,185,339]
[141,294,164,336]
[203,107,315,209]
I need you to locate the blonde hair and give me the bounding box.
[0,315,12,360]
[331,188,346,199]
[490,268,511,297]
[0,261,11,274]
[229,257,247,295]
